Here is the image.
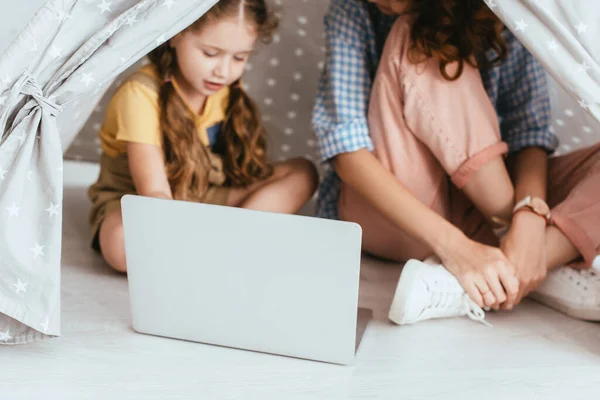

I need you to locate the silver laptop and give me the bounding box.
[120,194,370,365]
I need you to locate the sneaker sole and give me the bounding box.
[388,260,422,325]
[529,292,600,321]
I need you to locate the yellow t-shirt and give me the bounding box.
[99,65,230,158]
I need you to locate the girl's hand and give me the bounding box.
[500,211,548,308]
[127,142,173,200]
[437,233,519,310]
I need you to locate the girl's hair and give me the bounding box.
[147,0,278,201]
[404,0,508,81]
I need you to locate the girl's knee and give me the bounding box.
[288,157,319,192]
[98,211,127,273]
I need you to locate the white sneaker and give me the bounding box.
[388,258,491,327]
[529,266,600,321]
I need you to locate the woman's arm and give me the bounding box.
[127,142,173,200]
[312,0,379,167]
[335,149,461,253]
[335,149,519,309]
[494,30,556,306]
[495,29,555,198]
[508,147,548,202]
[501,147,550,306]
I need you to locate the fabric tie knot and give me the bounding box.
[19,75,63,117]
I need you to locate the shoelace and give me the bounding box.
[426,279,492,327]
[462,295,492,327]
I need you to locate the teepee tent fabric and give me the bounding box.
[487,0,600,124]
[0,0,218,345]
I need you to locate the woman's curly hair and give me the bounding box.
[404,0,508,81]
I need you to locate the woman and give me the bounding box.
[312,0,600,324]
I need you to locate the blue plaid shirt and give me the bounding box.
[312,0,559,220]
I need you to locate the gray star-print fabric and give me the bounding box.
[0,0,219,345]
[488,0,599,126]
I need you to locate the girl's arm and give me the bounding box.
[127,142,173,200]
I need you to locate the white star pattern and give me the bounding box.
[0,96,6,106]
[577,61,591,74]
[574,21,588,35]
[0,329,12,342]
[49,45,62,59]
[41,317,49,333]
[163,0,176,10]
[27,170,33,181]
[52,10,65,21]
[515,18,528,33]
[49,2,68,21]
[0,166,7,180]
[547,40,559,52]
[80,72,96,87]
[29,42,38,52]
[125,15,137,27]
[1,75,12,85]
[4,202,20,218]
[13,279,28,294]
[30,242,45,259]
[156,35,166,46]
[16,131,26,146]
[98,0,112,14]
[485,0,497,7]
[46,202,60,218]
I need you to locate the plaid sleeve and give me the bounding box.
[496,30,559,154]
[311,0,375,164]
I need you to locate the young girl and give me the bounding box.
[88,0,318,273]
[313,0,600,324]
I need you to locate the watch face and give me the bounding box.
[531,197,550,215]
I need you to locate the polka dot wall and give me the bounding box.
[547,75,600,156]
[63,0,599,163]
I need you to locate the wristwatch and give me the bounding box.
[512,196,551,222]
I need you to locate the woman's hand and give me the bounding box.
[334,149,519,310]
[437,232,519,310]
[500,211,548,308]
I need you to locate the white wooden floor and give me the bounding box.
[1,160,599,399]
